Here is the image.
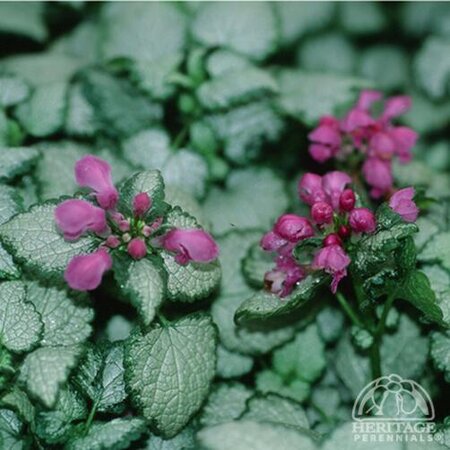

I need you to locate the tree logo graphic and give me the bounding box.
[352,373,435,422]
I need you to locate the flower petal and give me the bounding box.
[54,199,107,241]
[162,229,219,264]
[75,155,118,209]
[64,249,112,291]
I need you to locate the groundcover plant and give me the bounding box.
[0,2,450,449]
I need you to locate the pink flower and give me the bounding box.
[362,158,393,198]
[274,214,314,242]
[133,193,152,218]
[75,155,119,209]
[161,229,219,265]
[382,96,412,120]
[356,90,382,110]
[65,249,112,291]
[341,109,375,133]
[348,208,376,234]
[322,171,352,210]
[389,187,419,223]
[308,120,341,163]
[389,127,417,163]
[298,173,326,206]
[260,231,288,253]
[369,131,396,159]
[264,255,305,297]
[311,202,334,225]
[127,238,147,260]
[312,244,351,293]
[54,199,107,241]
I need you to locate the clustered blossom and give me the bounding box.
[55,155,219,291]
[308,90,417,198]
[261,171,419,297]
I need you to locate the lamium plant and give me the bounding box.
[0,2,450,450]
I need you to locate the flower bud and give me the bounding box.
[311,202,333,225]
[338,225,351,239]
[323,233,342,247]
[133,192,152,218]
[349,208,376,233]
[339,189,356,212]
[127,238,147,260]
[105,235,121,248]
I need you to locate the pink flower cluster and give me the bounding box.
[55,155,219,292]
[308,90,417,198]
[261,171,418,297]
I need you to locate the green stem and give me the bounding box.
[370,342,382,380]
[171,123,190,150]
[84,398,100,434]
[336,291,364,328]
[157,312,170,327]
[369,291,396,380]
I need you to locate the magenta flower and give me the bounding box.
[389,187,419,223]
[308,116,341,163]
[75,155,119,209]
[161,229,219,265]
[65,249,112,291]
[312,244,351,293]
[356,89,382,110]
[264,255,305,297]
[273,214,314,242]
[362,158,393,198]
[55,199,107,241]
[260,231,288,253]
[298,173,326,206]
[322,171,352,210]
[308,90,417,198]
[299,171,351,211]
[348,208,376,234]
[55,154,219,291]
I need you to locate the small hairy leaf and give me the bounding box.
[0,281,42,353]
[26,281,93,347]
[0,75,30,107]
[0,147,39,182]
[20,345,82,407]
[67,417,146,450]
[200,383,253,427]
[241,393,310,432]
[114,255,166,326]
[197,420,318,450]
[204,168,288,234]
[276,69,370,126]
[192,3,278,61]
[124,314,216,438]
[14,82,66,137]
